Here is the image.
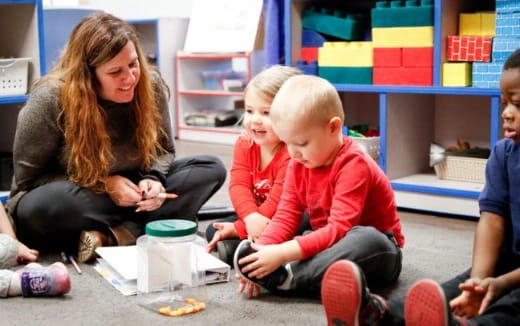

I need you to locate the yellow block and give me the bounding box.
[372,26,433,48]
[318,42,373,67]
[442,63,472,86]
[481,12,496,36]
[460,12,496,36]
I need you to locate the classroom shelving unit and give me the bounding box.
[126,17,189,137]
[285,0,500,218]
[175,51,257,144]
[0,0,45,202]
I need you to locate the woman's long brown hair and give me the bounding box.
[40,13,166,192]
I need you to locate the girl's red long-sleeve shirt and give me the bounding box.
[230,136,291,239]
[258,136,405,260]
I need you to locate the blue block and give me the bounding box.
[472,62,502,88]
[492,37,520,63]
[296,60,319,75]
[496,0,520,14]
[302,29,326,47]
[0,195,6,204]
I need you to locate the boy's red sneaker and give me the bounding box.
[321,260,387,326]
[405,279,468,326]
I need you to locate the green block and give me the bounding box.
[318,67,373,85]
[371,0,434,28]
[302,6,365,41]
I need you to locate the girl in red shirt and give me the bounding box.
[205,65,302,265]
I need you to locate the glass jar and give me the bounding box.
[137,219,208,316]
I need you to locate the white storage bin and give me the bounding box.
[0,57,31,96]
[352,136,380,162]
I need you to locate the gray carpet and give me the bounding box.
[0,141,477,325]
[0,211,475,326]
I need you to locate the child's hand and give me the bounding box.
[450,278,486,318]
[207,222,238,253]
[238,243,285,280]
[468,276,507,315]
[16,240,39,264]
[236,273,261,298]
[244,213,270,240]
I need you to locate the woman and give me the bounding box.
[6,13,226,262]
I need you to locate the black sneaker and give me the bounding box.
[233,239,289,291]
[405,279,468,326]
[321,260,387,326]
[216,239,240,266]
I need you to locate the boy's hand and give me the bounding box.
[244,213,269,240]
[238,243,285,280]
[16,240,39,264]
[236,274,261,298]
[207,222,238,253]
[450,278,486,318]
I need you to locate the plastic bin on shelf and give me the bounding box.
[352,136,380,162]
[0,57,31,96]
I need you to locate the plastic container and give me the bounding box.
[0,58,31,96]
[137,219,208,316]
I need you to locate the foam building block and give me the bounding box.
[371,0,434,28]
[459,12,496,36]
[301,47,319,63]
[446,36,492,62]
[402,47,433,67]
[373,67,432,86]
[296,60,318,76]
[492,37,520,63]
[373,47,433,68]
[318,42,373,67]
[495,11,520,38]
[302,29,326,47]
[302,6,365,40]
[319,67,372,84]
[373,48,401,67]
[496,0,520,14]
[442,63,472,86]
[472,62,503,88]
[372,26,434,47]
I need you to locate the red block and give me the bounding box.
[301,47,319,63]
[373,67,432,86]
[373,48,401,67]
[446,35,492,62]
[402,47,433,67]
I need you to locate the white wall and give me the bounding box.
[43,0,194,19]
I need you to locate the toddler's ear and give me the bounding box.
[328,116,343,134]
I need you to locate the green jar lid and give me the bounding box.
[145,219,197,237]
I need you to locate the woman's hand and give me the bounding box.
[136,178,165,212]
[106,175,142,206]
[244,213,270,241]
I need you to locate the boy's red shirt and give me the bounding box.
[258,136,405,260]
[229,136,291,239]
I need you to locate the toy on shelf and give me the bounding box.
[302,6,366,41]
[371,0,434,28]
[371,1,434,86]
[473,1,518,88]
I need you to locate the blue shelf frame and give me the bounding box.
[283,0,501,202]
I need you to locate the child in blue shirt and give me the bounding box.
[320,48,520,326]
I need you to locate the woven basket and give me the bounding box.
[434,156,487,183]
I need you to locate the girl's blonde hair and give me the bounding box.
[39,12,167,192]
[245,65,303,99]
